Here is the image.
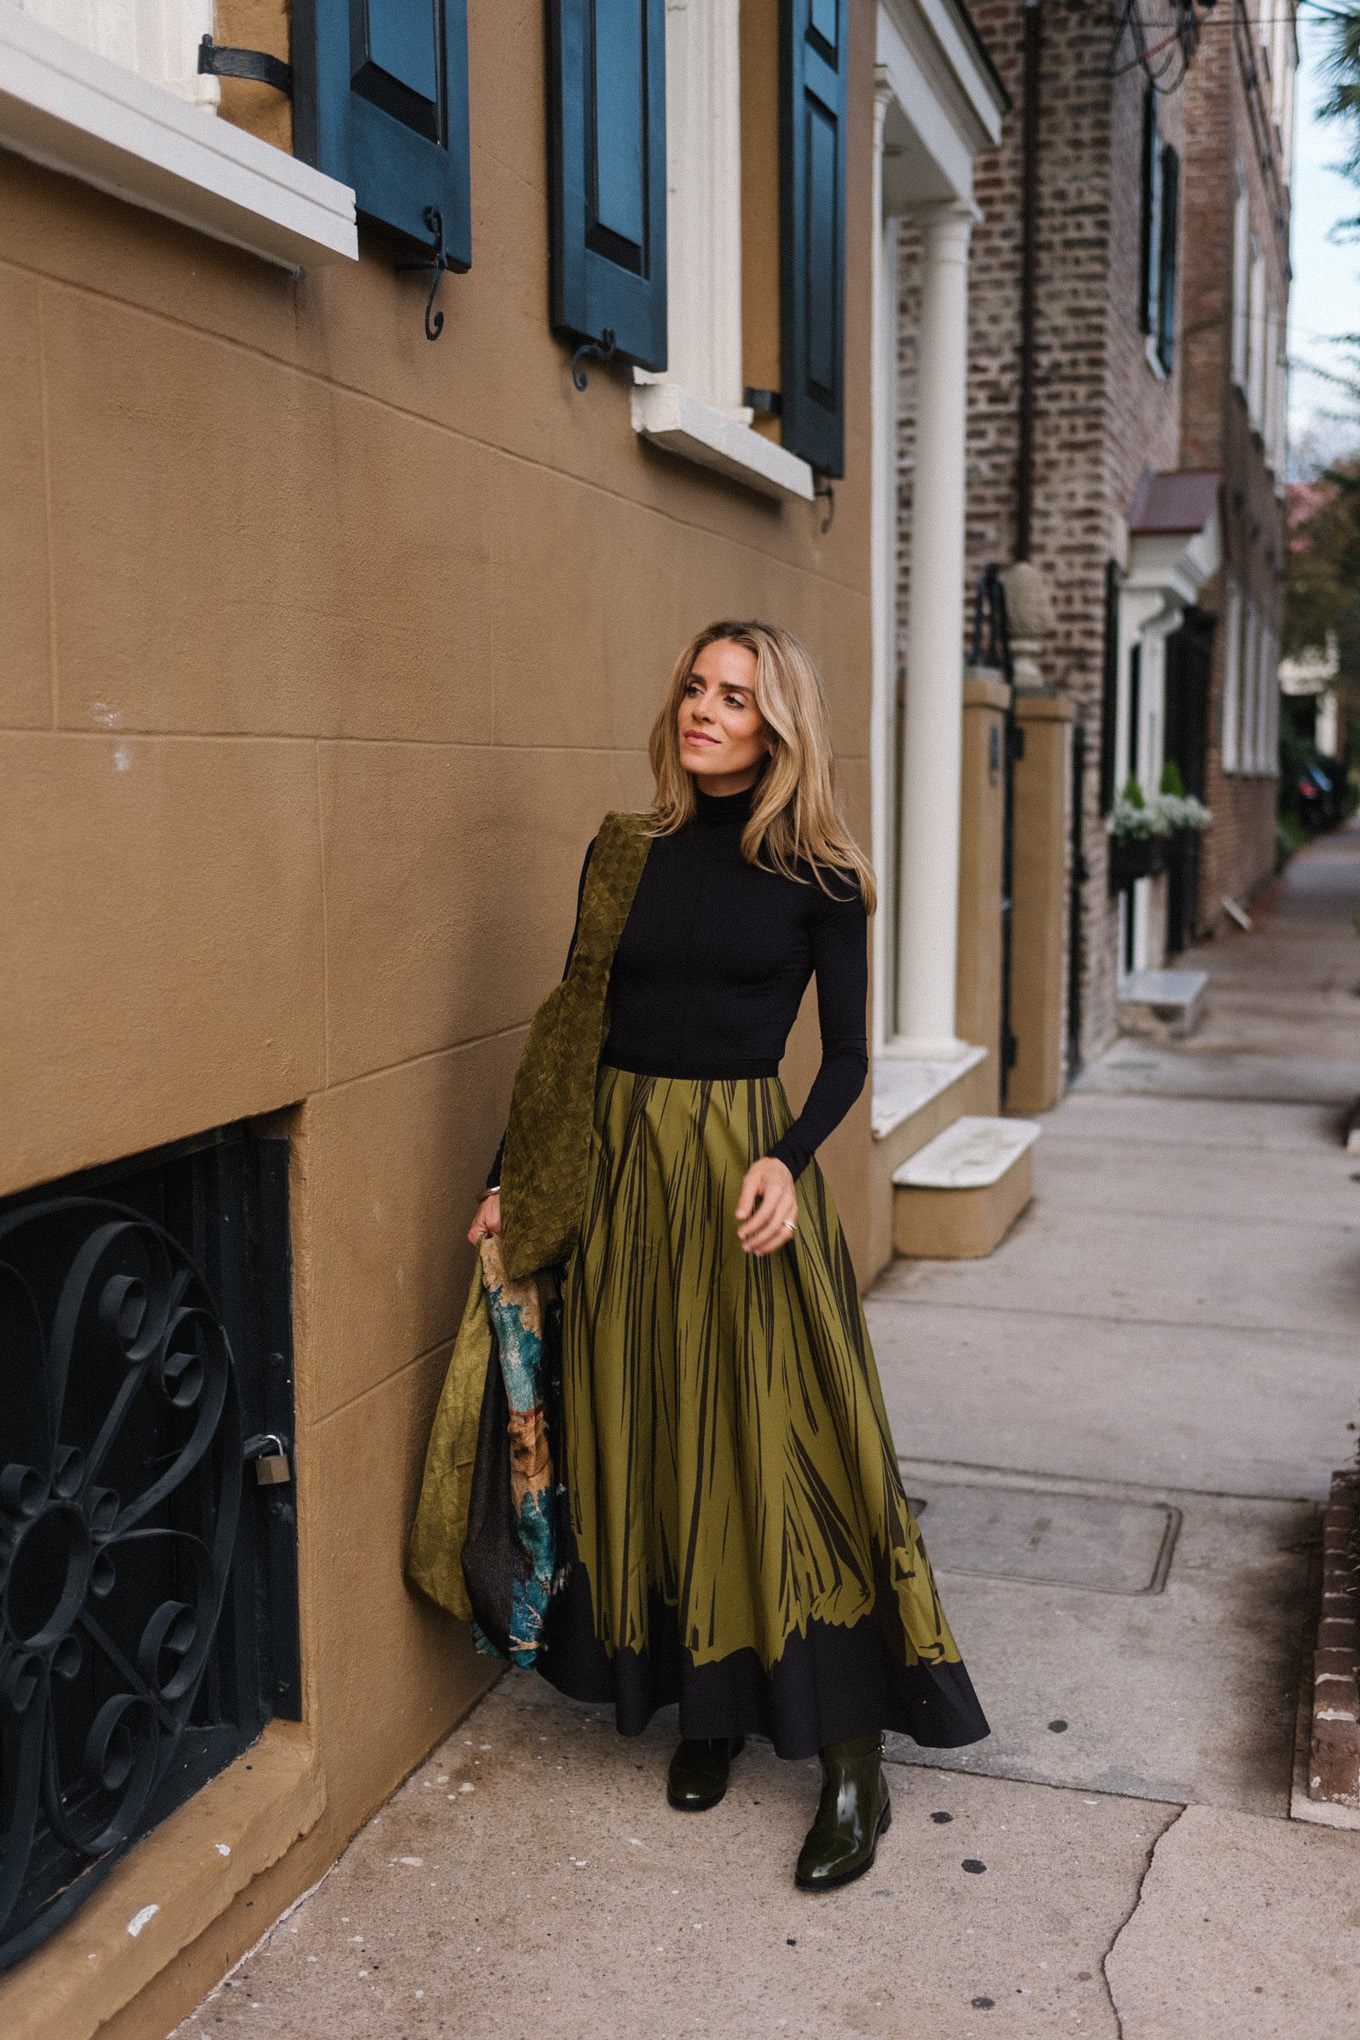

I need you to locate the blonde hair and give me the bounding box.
[647,620,877,911]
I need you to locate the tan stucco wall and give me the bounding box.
[0,1,877,2025]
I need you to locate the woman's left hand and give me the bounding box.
[735,1156,797,1256]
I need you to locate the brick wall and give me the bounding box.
[1181,1,1289,919]
[896,0,1187,1062]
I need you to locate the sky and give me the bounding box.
[1288,4,1360,467]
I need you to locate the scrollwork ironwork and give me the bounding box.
[0,1198,242,1966]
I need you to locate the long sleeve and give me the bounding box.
[485,839,596,1189]
[765,887,869,1182]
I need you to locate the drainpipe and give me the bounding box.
[1015,0,1042,560]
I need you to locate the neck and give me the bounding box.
[692,780,756,826]
[689,766,760,800]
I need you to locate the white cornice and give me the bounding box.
[879,0,1005,160]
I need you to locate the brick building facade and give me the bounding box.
[892,0,1290,1066]
[1180,0,1293,917]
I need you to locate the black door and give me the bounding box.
[1163,606,1215,953]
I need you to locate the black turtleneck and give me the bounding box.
[492,785,868,1187]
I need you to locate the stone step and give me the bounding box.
[1116,967,1208,1040]
[891,1114,1039,1258]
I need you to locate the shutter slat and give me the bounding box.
[551,0,667,368]
[366,0,439,106]
[1158,145,1180,372]
[781,0,847,475]
[592,0,645,252]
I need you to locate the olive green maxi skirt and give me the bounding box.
[537,1067,989,1760]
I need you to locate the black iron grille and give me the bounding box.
[0,1127,299,1968]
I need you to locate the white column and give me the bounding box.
[869,70,898,1052]
[895,200,975,1057]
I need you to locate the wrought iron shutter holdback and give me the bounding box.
[198,35,293,96]
[570,329,616,391]
[397,207,457,342]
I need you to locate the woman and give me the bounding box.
[468,621,987,1889]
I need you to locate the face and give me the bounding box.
[676,640,768,796]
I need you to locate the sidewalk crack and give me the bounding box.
[1102,1805,1186,2038]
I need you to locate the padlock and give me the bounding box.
[244,1433,292,1486]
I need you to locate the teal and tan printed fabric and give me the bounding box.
[562,1068,963,1675]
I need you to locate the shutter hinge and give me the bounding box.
[197,36,292,97]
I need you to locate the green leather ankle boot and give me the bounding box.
[666,1735,745,1812]
[794,1733,891,1890]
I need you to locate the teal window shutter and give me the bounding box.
[1139,88,1161,338]
[781,0,847,477]
[549,0,667,371]
[1157,144,1180,373]
[294,0,471,264]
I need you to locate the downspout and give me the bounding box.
[1015,0,1042,559]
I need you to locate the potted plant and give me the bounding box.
[1154,759,1214,839]
[1156,761,1213,952]
[1106,777,1169,888]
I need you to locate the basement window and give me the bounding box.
[0,1124,300,1968]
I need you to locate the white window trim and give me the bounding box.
[631,0,814,505]
[1263,625,1280,775]
[1231,168,1249,392]
[1242,602,1261,770]
[0,5,357,267]
[1247,239,1266,431]
[1222,578,1242,772]
[631,378,815,501]
[20,0,219,113]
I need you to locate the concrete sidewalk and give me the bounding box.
[176,829,1360,2040]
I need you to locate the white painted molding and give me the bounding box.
[663,0,743,411]
[0,5,357,266]
[18,0,219,112]
[631,380,815,502]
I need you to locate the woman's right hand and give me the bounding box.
[468,1190,502,1245]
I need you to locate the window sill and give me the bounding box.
[0,1721,325,2040]
[0,7,357,268]
[631,380,815,502]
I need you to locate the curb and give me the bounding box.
[1307,1467,1360,1813]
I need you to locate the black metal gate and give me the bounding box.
[0,1126,299,1968]
[1163,605,1215,953]
[1067,721,1087,1077]
[971,565,1022,1106]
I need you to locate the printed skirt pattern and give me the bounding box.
[538,1068,989,1761]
